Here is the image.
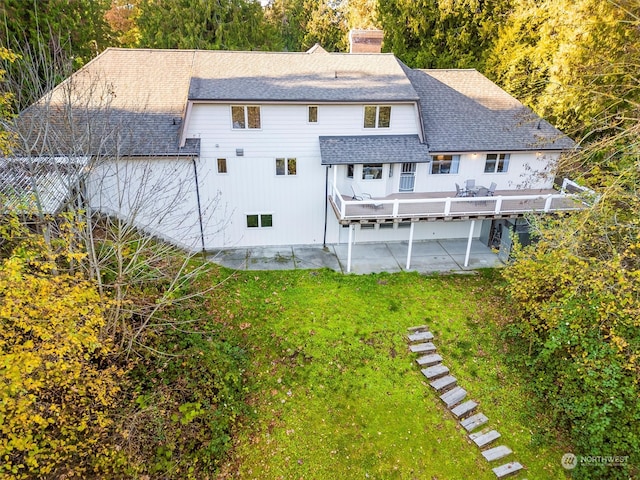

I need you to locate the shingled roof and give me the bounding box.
[188,46,418,102]
[319,135,429,165]
[12,48,574,160]
[406,68,575,152]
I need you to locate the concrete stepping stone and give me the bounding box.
[451,400,477,418]
[410,342,436,354]
[430,375,457,392]
[482,445,513,462]
[470,430,501,448]
[408,331,434,343]
[421,364,449,380]
[460,412,488,432]
[416,353,442,367]
[492,462,523,478]
[407,324,429,333]
[440,386,467,408]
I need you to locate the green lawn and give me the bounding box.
[208,268,569,479]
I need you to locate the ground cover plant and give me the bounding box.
[209,268,570,479]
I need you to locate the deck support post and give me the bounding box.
[347,224,353,273]
[406,221,415,269]
[464,219,475,267]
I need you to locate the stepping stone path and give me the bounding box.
[406,325,524,478]
[430,375,456,391]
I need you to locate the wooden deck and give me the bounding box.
[329,187,587,224]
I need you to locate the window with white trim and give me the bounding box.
[364,105,391,128]
[430,155,460,174]
[275,158,297,176]
[217,158,227,173]
[362,164,383,179]
[246,214,273,228]
[346,164,354,178]
[484,153,510,173]
[231,105,261,129]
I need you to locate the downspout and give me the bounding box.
[192,157,206,256]
[323,165,329,247]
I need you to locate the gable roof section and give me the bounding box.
[187,48,418,102]
[319,135,429,165]
[17,49,200,157]
[15,48,419,157]
[407,68,575,152]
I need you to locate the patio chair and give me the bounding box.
[351,182,372,200]
[351,182,382,209]
[455,183,466,197]
[488,182,497,196]
[465,179,476,190]
[474,186,489,206]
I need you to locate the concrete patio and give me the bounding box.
[207,239,504,274]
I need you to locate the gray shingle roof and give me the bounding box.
[188,48,418,102]
[12,48,574,160]
[406,68,575,152]
[319,135,429,165]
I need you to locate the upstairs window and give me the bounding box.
[232,105,261,129]
[276,158,297,176]
[484,153,510,173]
[430,155,460,174]
[364,105,391,128]
[308,105,318,123]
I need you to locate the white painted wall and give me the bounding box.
[88,102,561,251]
[186,102,420,248]
[338,219,483,244]
[87,157,203,251]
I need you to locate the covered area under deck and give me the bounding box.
[327,180,590,272]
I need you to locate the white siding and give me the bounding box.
[87,157,203,251]
[89,102,561,251]
[185,102,420,248]
[420,152,557,194]
[338,219,483,244]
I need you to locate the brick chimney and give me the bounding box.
[348,29,384,54]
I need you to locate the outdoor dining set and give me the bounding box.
[455,179,497,197]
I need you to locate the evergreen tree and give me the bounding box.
[136,0,280,50]
[377,0,510,69]
[485,0,640,139]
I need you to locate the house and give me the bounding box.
[8,44,583,271]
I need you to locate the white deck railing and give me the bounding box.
[329,181,588,221]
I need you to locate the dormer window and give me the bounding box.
[364,105,391,128]
[308,105,318,123]
[232,105,261,129]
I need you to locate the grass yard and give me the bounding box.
[206,268,569,479]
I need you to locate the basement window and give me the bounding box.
[246,214,273,228]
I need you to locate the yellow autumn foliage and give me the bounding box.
[0,255,126,479]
